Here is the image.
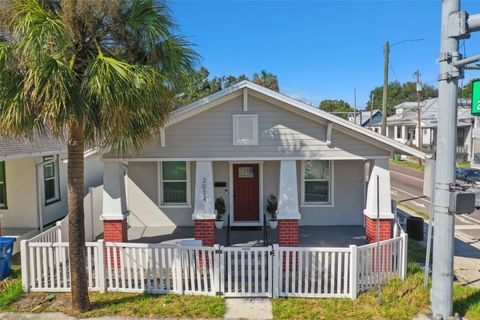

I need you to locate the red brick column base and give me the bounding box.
[103,219,128,266]
[194,219,215,246]
[365,216,392,243]
[103,219,128,243]
[365,216,393,272]
[278,219,299,247]
[278,219,299,270]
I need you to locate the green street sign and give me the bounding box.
[472,80,480,115]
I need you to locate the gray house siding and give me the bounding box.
[107,94,390,159]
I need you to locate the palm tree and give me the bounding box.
[0,0,197,312]
[252,70,279,92]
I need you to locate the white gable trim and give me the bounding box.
[167,81,426,159]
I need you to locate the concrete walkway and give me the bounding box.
[224,298,273,320]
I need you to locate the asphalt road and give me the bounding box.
[390,163,480,285]
[391,163,480,240]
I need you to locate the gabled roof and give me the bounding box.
[0,134,66,160]
[167,81,426,159]
[350,109,381,126]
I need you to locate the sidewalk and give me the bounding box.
[224,298,272,320]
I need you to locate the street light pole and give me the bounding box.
[381,41,389,136]
[381,38,425,136]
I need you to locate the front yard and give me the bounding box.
[273,240,480,320]
[1,240,480,319]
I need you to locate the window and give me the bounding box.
[0,161,6,209]
[396,127,401,139]
[160,161,190,206]
[44,156,60,204]
[302,160,332,205]
[233,114,258,145]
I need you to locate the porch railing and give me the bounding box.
[21,233,408,299]
[28,220,65,243]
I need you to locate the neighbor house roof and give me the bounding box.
[350,110,381,126]
[167,81,427,159]
[380,98,473,128]
[0,134,67,160]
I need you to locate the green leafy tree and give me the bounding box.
[177,68,276,106]
[368,81,438,116]
[319,99,352,119]
[0,0,196,312]
[459,78,480,98]
[252,70,279,92]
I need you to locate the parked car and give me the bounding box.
[466,187,480,209]
[456,168,480,183]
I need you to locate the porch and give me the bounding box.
[127,225,367,247]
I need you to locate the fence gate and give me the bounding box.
[220,246,273,297]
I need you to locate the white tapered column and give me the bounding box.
[193,161,215,246]
[277,160,300,247]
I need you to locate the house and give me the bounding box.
[0,134,103,252]
[101,81,424,248]
[348,109,382,129]
[371,98,474,161]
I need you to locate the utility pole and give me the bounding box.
[370,94,374,130]
[431,1,480,318]
[381,41,389,136]
[354,88,357,124]
[415,70,423,154]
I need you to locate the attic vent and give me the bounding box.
[233,114,258,146]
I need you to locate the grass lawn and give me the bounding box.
[0,266,224,318]
[390,159,424,171]
[273,239,480,320]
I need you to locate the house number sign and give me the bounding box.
[202,177,207,201]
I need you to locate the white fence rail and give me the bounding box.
[28,221,65,243]
[21,234,408,299]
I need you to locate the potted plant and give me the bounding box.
[215,197,226,229]
[266,194,278,229]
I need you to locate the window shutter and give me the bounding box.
[233,114,258,145]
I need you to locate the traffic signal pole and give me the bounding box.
[431,1,460,318]
[432,1,480,318]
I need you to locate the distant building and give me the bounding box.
[348,110,382,128]
[371,98,474,162]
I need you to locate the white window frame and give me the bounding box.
[158,161,191,208]
[43,156,60,205]
[0,161,6,209]
[232,114,258,146]
[300,160,334,207]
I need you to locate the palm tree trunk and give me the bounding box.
[67,119,91,312]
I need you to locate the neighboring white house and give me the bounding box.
[100,81,424,247]
[371,98,474,161]
[0,134,103,252]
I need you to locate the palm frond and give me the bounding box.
[83,54,172,152]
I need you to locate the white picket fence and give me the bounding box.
[21,233,408,299]
[28,220,65,243]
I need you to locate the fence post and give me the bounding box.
[272,244,279,298]
[401,233,408,280]
[349,245,358,299]
[20,240,30,292]
[56,221,62,242]
[174,243,183,294]
[97,240,106,292]
[213,244,221,294]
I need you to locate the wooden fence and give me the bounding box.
[21,234,408,299]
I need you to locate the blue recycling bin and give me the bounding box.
[0,237,16,280]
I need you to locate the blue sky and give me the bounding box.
[171,1,480,110]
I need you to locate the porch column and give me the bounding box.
[192,161,215,246]
[101,161,129,243]
[364,159,393,243]
[401,125,406,142]
[394,126,398,140]
[277,160,301,247]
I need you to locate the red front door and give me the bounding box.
[233,164,260,222]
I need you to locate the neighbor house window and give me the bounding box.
[0,161,6,209]
[160,161,190,205]
[302,160,332,205]
[44,156,60,204]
